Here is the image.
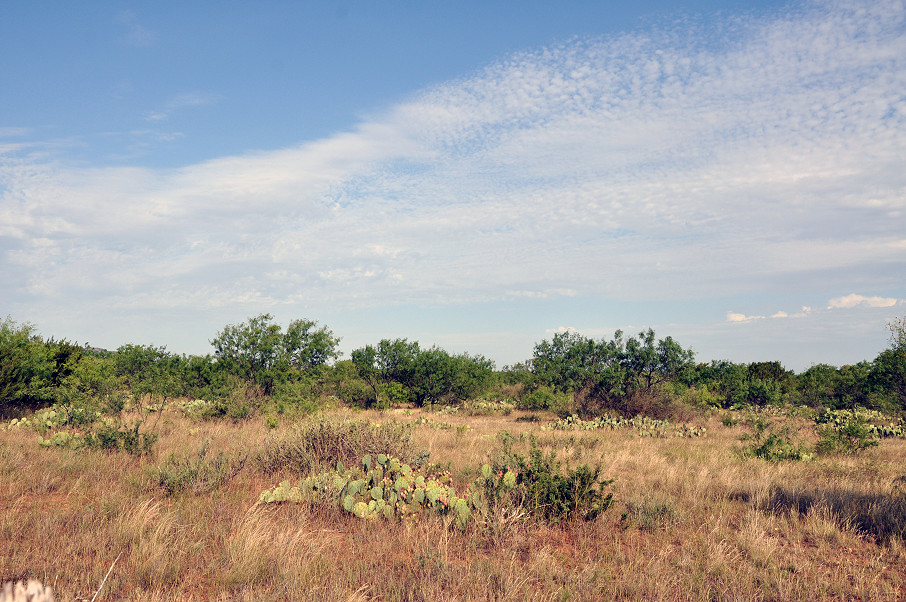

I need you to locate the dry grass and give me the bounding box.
[0,407,904,600]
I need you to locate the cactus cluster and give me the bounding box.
[412,417,467,431]
[815,408,906,438]
[179,398,216,418]
[5,405,104,433]
[259,454,521,530]
[546,414,707,438]
[261,440,615,527]
[463,398,516,415]
[38,431,84,449]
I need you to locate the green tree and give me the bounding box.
[408,347,494,406]
[351,338,421,405]
[351,339,493,407]
[797,363,838,407]
[532,330,625,403]
[869,318,906,411]
[113,344,185,404]
[623,329,695,395]
[0,317,55,410]
[532,328,695,416]
[210,314,339,394]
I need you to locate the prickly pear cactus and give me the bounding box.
[259,453,480,529]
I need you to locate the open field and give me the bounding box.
[1,406,905,601]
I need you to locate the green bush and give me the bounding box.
[739,415,811,462]
[337,379,377,408]
[815,413,878,455]
[516,386,561,411]
[1,318,83,412]
[198,377,267,420]
[489,443,614,524]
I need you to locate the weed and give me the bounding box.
[149,445,246,495]
[622,493,682,530]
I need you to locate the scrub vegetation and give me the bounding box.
[1,314,905,600]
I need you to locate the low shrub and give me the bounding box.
[199,378,267,421]
[516,386,571,413]
[815,414,878,455]
[489,442,614,524]
[254,418,416,475]
[739,415,811,462]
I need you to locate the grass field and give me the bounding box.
[1,405,905,601]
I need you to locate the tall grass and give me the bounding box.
[0,407,904,600]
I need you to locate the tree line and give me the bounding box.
[2,314,904,418]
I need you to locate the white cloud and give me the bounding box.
[770,306,812,319]
[727,312,765,323]
[827,293,901,309]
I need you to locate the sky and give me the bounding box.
[1,0,905,372]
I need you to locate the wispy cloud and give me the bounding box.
[145,93,220,121]
[117,10,156,47]
[2,1,905,361]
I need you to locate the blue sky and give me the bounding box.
[2,0,904,371]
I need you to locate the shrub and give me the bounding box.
[337,379,377,408]
[489,441,614,524]
[516,385,563,411]
[199,377,266,420]
[739,415,811,461]
[255,418,416,474]
[815,412,878,455]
